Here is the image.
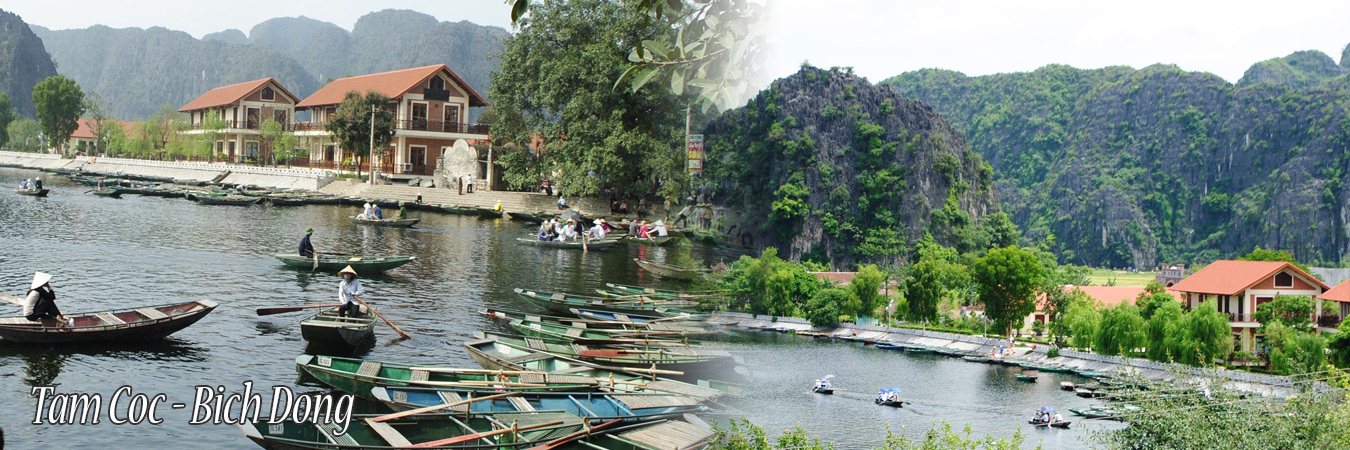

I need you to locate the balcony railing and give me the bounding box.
[1318,314,1343,328]
[189,120,293,131]
[1227,313,1256,323]
[397,119,490,135]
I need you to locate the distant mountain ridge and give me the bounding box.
[0,9,58,117]
[30,9,508,120]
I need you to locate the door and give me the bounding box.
[246,107,260,129]
[445,105,460,132]
[410,146,426,175]
[412,103,428,130]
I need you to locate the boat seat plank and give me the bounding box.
[357,361,382,378]
[525,337,549,351]
[518,373,545,384]
[617,420,713,450]
[435,391,468,412]
[616,395,699,410]
[96,312,126,325]
[543,374,597,385]
[0,317,40,325]
[409,370,430,382]
[508,396,536,411]
[364,418,414,447]
[565,328,584,337]
[643,381,721,401]
[551,293,566,300]
[319,422,359,446]
[136,307,169,320]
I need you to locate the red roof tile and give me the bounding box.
[1319,280,1350,303]
[1169,260,1328,296]
[1036,285,1180,311]
[71,118,134,139]
[178,78,297,112]
[810,272,855,286]
[296,64,488,108]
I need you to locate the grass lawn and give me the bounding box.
[1086,268,1156,287]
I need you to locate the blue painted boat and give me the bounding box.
[370,386,705,422]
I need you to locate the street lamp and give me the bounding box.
[368,105,376,185]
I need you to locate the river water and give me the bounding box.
[0,167,1120,449]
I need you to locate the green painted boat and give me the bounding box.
[14,188,48,197]
[437,204,480,215]
[507,317,712,344]
[514,288,701,316]
[476,207,504,219]
[89,187,123,198]
[350,216,420,227]
[274,253,415,273]
[1015,373,1038,382]
[193,194,258,205]
[507,211,548,223]
[515,236,623,250]
[371,386,704,423]
[627,236,674,246]
[464,332,725,401]
[634,258,708,281]
[300,309,375,347]
[482,308,713,340]
[601,283,727,300]
[238,410,592,449]
[484,325,736,381]
[294,354,603,399]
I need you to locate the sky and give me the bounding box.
[8,0,1350,85]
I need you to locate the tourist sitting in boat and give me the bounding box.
[537,220,554,241]
[559,220,579,241]
[372,204,384,219]
[97,178,106,189]
[337,265,364,318]
[588,219,608,240]
[653,220,669,237]
[23,272,70,325]
[397,202,408,219]
[235,184,246,194]
[19,179,28,189]
[33,177,42,190]
[298,228,315,258]
[638,220,652,238]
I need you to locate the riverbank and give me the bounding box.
[711,312,1297,397]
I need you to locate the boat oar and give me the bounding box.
[255,304,341,316]
[409,420,564,448]
[370,391,519,422]
[352,295,411,340]
[311,252,319,272]
[527,419,625,450]
[0,294,23,305]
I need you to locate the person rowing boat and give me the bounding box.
[298,228,315,258]
[337,265,364,318]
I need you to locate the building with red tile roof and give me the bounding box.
[1023,285,1181,332]
[1316,280,1350,331]
[293,64,490,179]
[178,78,299,163]
[1170,260,1329,351]
[64,118,135,153]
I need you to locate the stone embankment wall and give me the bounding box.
[0,151,334,190]
[713,312,1297,397]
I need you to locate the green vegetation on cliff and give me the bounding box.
[0,9,58,117]
[884,49,1350,267]
[707,66,1005,268]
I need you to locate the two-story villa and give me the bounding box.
[179,78,299,163]
[1169,260,1329,352]
[293,64,490,179]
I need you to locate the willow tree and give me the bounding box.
[490,0,688,199]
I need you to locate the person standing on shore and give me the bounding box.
[336,266,364,318]
[298,228,315,258]
[23,272,69,325]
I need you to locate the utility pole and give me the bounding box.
[368,105,376,185]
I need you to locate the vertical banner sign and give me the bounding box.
[686,134,704,176]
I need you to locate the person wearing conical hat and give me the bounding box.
[336,265,364,318]
[653,220,669,237]
[587,218,608,240]
[298,228,315,258]
[23,272,69,325]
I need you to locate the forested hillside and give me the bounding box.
[30,9,508,120]
[706,66,1012,268]
[884,47,1350,267]
[31,25,317,120]
[0,9,58,116]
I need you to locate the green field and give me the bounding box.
[1085,268,1156,287]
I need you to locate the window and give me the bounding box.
[261,86,275,101]
[1274,272,1293,288]
[430,77,444,91]
[245,141,260,161]
[411,103,428,130]
[274,110,288,124]
[445,105,460,131]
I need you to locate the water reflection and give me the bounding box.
[0,339,208,387]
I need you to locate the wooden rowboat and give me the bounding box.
[1028,420,1072,428]
[300,309,375,347]
[274,253,415,273]
[506,211,548,223]
[515,236,622,250]
[14,188,48,197]
[370,386,704,422]
[514,288,700,316]
[89,188,123,198]
[238,410,592,450]
[0,300,217,344]
[634,258,708,281]
[349,216,420,227]
[1015,373,1039,382]
[294,354,604,399]
[812,386,834,394]
[192,195,258,206]
[628,236,674,246]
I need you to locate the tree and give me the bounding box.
[1264,323,1327,376]
[1135,281,1176,320]
[1167,301,1233,366]
[7,118,42,151]
[971,245,1046,336]
[84,92,115,155]
[1094,302,1148,356]
[1254,295,1315,330]
[1044,286,1089,345]
[490,0,688,199]
[0,93,14,147]
[805,288,848,327]
[1239,247,1310,274]
[260,119,291,165]
[849,264,885,319]
[905,259,944,323]
[193,111,227,162]
[32,75,86,155]
[1062,298,1101,349]
[1146,299,1184,361]
[326,91,395,179]
[1327,320,1350,368]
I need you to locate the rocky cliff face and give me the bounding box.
[886,48,1350,267]
[0,9,58,116]
[706,67,1002,268]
